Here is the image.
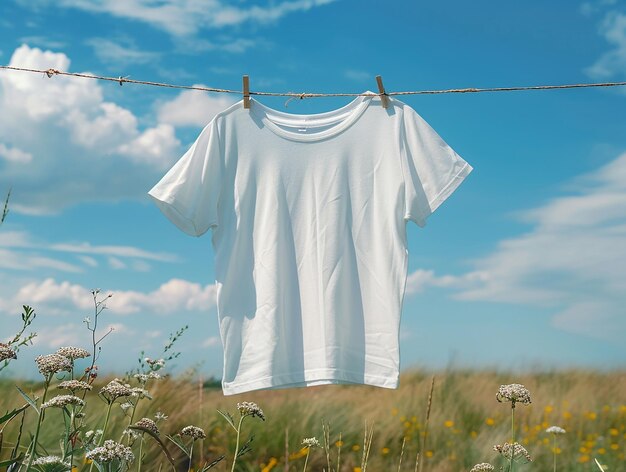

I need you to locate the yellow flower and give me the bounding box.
[609,428,619,436]
[562,411,572,420]
[353,468,362,472]
[425,450,434,458]
[391,408,398,416]
[335,440,344,447]
[597,448,606,455]
[485,418,495,426]
[544,405,553,414]
[261,457,278,472]
[585,412,597,421]
[578,455,590,463]
[352,444,360,452]
[610,443,619,450]
[444,420,454,428]
[470,431,477,439]
[381,447,390,455]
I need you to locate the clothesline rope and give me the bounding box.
[2,64,626,98]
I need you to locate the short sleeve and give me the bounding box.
[400,106,473,227]
[147,118,223,237]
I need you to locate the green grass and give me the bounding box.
[1,368,624,471]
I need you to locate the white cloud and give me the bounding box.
[0,143,33,163]
[0,229,178,273]
[202,336,220,347]
[0,277,217,317]
[452,152,626,343]
[157,88,237,128]
[32,321,129,348]
[117,124,180,169]
[344,69,370,82]
[586,10,626,79]
[85,38,160,66]
[108,257,126,269]
[0,44,182,214]
[108,278,218,315]
[33,0,337,37]
[78,255,98,267]
[0,248,83,273]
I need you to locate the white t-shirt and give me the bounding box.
[148,91,472,395]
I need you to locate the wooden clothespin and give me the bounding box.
[376,75,389,109]
[243,75,250,109]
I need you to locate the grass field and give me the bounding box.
[1,368,624,471]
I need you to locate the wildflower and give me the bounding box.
[32,455,71,467]
[155,411,168,421]
[134,372,162,382]
[86,439,134,463]
[100,379,133,401]
[120,402,133,413]
[237,401,265,420]
[122,428,142,440]
[134,417,160,435]
[470,464,494,472]
[42,395,85,409]
[35,353,72,375]
[56,346,90,360]
[302,437,321,448]
[145,357,165,369]
[181,425,206,440]
[546,425,566,434]
[496,384,532,406]
[85,429,103,440]
[130,387,152,399]
[83,316,91,324]
[0,343,17,361]
[493,442,532,462]
[58,380,92,392]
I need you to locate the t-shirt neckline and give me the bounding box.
[249,90,375,142]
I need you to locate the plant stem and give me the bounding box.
[553,434,557,472]
[24,376,51,471]
[187,439,194,472]
[230,415,245,472]
[88,402,114,472]
[302,449,310,472]
[138,436,144,472]
[510,403,515,472]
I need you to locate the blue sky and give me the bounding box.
[1,0,625,380]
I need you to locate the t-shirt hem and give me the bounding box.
[222,369,399,396]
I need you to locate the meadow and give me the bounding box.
[1,357,624,471]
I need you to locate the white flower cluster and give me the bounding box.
[42,395,85,409]
[155,411,168,421]
[180,425,206,440]
[35,354,72,375]
[145,357,165,370]
[133,372,161,382]
[302,437,321,448]
[496,384,532,405]
[493,442,532,462]
[130,387,152,399]
[100,379,133,401]
[134,417,160,435]
[237,401,265,421]
[546,425,566,434]
[0,343,17,362]
[58,380,92,392]
[32,455,71,467]
[56,346,91,360]
[86,439,134,463]
[470,463,495,471]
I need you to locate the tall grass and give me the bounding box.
[1,368,623,471]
